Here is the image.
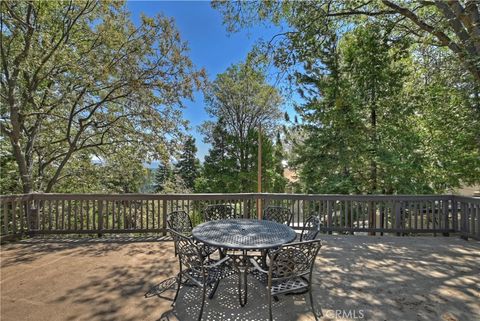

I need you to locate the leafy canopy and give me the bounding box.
[1,0,205,193]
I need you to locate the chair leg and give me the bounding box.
[308,288,321,321]
[172,273,182,306]
[197,284,207,321]
[208,280,220,299]
[268,290,273,321]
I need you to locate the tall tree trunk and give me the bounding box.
[369,106,377,236]
[5,105,33,193]
[10,137,32,193]
[370,107,377,193]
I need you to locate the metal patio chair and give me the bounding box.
[257,206,294,267]
[167,210,194,257]
[263,206,293,226]
[203,204,236,221]
[167,210,216,257]
[250,240,323,321]
[300,215,321,241]
[167,210,194,235]
[169,229,234,321]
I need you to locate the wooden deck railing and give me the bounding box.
[0,193,478,241]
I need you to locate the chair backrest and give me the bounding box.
[300,215,321,241]
[203,204,236,221]
[268,240,321,281]
[263,206,293,225]
[167,210,193,234]
[169,229,203,271]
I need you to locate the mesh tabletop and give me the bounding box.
[192,219,297,250]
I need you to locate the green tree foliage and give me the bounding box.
[154,162,172,193]
[264,133,287,193]
[213,0,480,84]
[198,63,286,193]
[293,25,480,194]
[293,25,430,194]
[406,47,480,191]
[96,148,149,193]
[0,140,20,194]
[1,1,205,193]
[213,0,480,194]
[175,136,200,191]
[49,147,151,193]
[196,123,233,192]
[139,168,156,193]
[199,126,286,193]
[153,160,189,194]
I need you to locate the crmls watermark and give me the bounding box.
[325,309,365,319]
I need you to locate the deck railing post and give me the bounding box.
[452,197,458,232]
[369,201,376,236]
[459,200,468,240]
[162,200,167,236]
[443,197,450,236]
[246,196,252,219]
[27,199,38,237]
[327,200,332,235]
[476,202,479,240]
[395,201,401,236]
[3,200,9,236]
[25,200,30,236]
[97,200,103,237]
[256,194,262,220]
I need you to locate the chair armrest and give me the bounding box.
[249,257,268,274]
[204,255,231,269]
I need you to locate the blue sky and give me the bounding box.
[126,1,294,162]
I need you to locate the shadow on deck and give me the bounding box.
[1,236,479,321]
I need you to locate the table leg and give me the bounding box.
[238,266,248,306]
[238,250,248,307]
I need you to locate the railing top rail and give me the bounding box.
[26,193,259,201]
[452,195,480,203]
[261,193,453,201]
[0,192,478,202]
[0,194,32,201]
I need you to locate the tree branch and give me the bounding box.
[382,0,480,82]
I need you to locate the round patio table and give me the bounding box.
[192,219,296,306]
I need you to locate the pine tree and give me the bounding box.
[200,123,235,192]
[175,136,200,192]
[292,24,429,194]
[154,162,171,193]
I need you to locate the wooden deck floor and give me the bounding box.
[1,235,479,321]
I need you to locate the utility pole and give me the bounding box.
[257,124,262,220]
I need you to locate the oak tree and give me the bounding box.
[1,1,205,192]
